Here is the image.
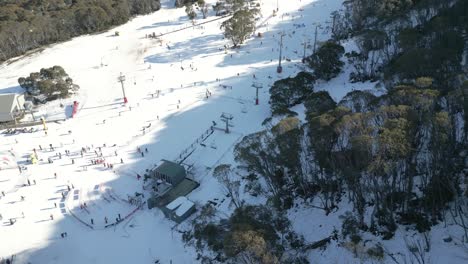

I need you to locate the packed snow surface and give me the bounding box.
[2,0,463,263]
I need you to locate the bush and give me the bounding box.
[269,71,315,115]
[305,41,345,81]
[367,244,384,260]
[18,66,78,102]
[398,212,431,233]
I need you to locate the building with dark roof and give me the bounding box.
[152,160,186,186]
[147,160,199,210]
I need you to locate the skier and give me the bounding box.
[50,214,54,220]
[91,218,94,225]
[145,148,148,153]
[120,158,124,164]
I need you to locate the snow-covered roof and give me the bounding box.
[165,196,195,217]
[166,196,187,210]
[175,199,194,217]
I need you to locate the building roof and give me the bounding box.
[155,160,186,180]
[0,94,17,114]
[148,178,200,209]
[165,196,195,217]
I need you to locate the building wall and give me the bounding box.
[0,94,25,123]
[15,94,25,110]
[0,112,14,122]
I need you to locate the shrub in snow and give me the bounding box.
[18,66,78,102]
[305,41,345,81]
[269,71,315,115]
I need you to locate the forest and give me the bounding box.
[187,0,468,262]
[0,0,161,62]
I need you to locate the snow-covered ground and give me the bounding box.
[2,0,464,263]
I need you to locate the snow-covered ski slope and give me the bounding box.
[0,0,375,263]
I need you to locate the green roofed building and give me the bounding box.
[147,160,199,211]
[152,160,186,186]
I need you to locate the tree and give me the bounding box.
[221,9,257,47]
[225,0,245,13]
[269,72,315,115]
[305,41,345,81]
[213,164,242,208]
[185,4,197,21]
[198,0,209,19]
[213,1,226,16]
[18,65,77,102]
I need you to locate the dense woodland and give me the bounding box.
[188,0,468,263]
[0,0,161,62]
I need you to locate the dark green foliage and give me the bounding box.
[0,0,161,62]
[386,30,464,85]
[18,65,77,101]
[175,0,196,8]
[367,244,384,259]
[221,8,257,47]
[269,71,315,115]
[191,205,308,263]
[304,91,337,120]
[305,41,345,81]
[398,211,431,232]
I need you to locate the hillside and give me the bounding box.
[0,0,467,263]
[0,0,161,62]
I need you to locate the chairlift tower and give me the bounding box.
[252,82,263,105]
[117,72,128,104]
[277,32,285,73]
[220,112,233,134]
[302,39,310,63]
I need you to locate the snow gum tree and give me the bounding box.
[213,164,242,209]
[221,8,257,47]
